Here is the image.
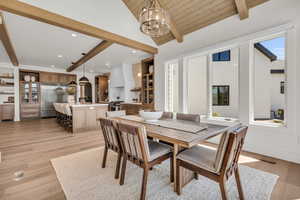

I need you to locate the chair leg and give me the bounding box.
[170,156,174,183]
[102,147,108,168]
[119,157,127,185]
[219,179,228,200]
[194,172,199,180]
[176,162,182,195]
[235,168,245,200]
[140,167,149,200]
[115,153,122,179]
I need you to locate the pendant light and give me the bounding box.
[79,63,89,85]
[139,0,170,37]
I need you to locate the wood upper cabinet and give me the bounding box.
[40,72,76,84]
[40,72,58,84]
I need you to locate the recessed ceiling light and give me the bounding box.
[57,55,63,58]
[105,62,110,67]
[71,33,77,37]
[132,50,137,54]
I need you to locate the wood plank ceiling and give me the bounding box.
[122,0,270,45]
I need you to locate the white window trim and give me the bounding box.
[164,59,179,112]
[249,29,295,128]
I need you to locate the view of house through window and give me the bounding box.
[252,35,286,124]
[211,48,239,119]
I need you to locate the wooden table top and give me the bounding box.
[116,115,241,148]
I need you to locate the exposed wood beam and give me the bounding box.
[0,0,158,54]
[157,1,183,43]
[0,13,18,66]
[67,40,113,72]
[235,0,249,20]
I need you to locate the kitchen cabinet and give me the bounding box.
[72,104,108,133]
[20,82,41,119]
[40,72,58,84]
[40,72,76,85]
[0,104,14,121]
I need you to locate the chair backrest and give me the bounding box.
[176,113,200,122]
[99,118,121,152]
[160,112,173,119]
[106,110,126,118]
[116,122,150,165]
[53,103,57,112]
[64,104,72,116]
[216,126,248,178]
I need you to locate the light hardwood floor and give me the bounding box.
[0,119,299,200]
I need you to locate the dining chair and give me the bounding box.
[99,118,123,179]
[176,126,248,200]
[176,113,200,122]
[115,122,173,200]
[160,111,174,119]
[64,104,73,133]
[106,110,126,118]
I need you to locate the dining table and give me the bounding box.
[115,115,241,192]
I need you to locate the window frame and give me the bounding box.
[212,50,231,62]
[212,85,230,106]
[249,32,288,127]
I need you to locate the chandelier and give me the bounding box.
[139,0,170,37]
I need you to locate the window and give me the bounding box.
[212,86,230,106]
[165,60,179,112]
[280,81,285,94]
[212,50,231,62]
[211,47,239,118]
[252,35,286,124]
[183,47,239,119]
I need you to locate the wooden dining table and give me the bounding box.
[115,115,241,192]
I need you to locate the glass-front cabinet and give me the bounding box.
[19,71,41,119]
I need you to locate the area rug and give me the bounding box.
[51,147,278,200]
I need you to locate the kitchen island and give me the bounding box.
[71,104,108,133]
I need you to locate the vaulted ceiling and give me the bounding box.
[0,0,270,72]
[122,0,270,45]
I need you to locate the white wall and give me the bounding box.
[186,55,207,115]
[155,0,300,163]
[0,62,101,121]
[108,63,136,102]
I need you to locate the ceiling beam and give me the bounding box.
[67,40,113,72]
[234,0,249,20]
[0,0,158,54]
[157,1,183,43]
[0,13,18,66]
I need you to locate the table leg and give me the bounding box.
[173,144,178,192]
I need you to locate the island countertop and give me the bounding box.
[71,103,109,108]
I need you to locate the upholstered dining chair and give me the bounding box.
[99,118,123,179]
[160,111,174,119]
[176,126,248,200]
[176,113,200,122]
[115,122,174,200]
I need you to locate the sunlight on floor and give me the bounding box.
[198,144,261,164]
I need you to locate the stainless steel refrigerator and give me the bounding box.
[40,85,68,118]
